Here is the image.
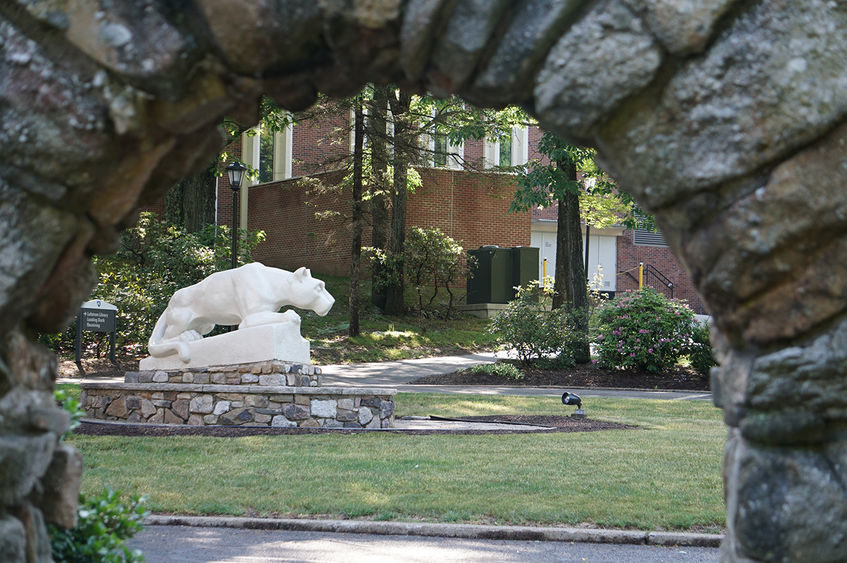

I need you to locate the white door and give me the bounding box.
[531,229,618,291]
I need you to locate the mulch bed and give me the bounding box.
[410,362,709,391]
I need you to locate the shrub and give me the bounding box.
[49,488,148,563]
[686,320,717,377]
[402,227,470,318]
[42,213,265,356]
[54,388,84,440]
[467,362,524,380]
[489,283,578,367]
[594,289,695,373]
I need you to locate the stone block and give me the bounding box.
[246,395,269,408]
[259,374,285,386]
[31,443,82,529]
[152,371,168,383]
[139,372,154,383]
[361,397,381,409]
[203,415,218,424]
[164,409,184,424]
[311,399,337,418]
[194,372,210,384]
[189,395,213,414]
[0,515,26,562]
[295,395,310,406]
[300,419,320,428]
[343,422,363,429]
[242,374,259,384]
[283,404,310,420]
[286,374,297,386]
[152,400,172,408]
[211,373,227,384]
[358,408,374,426]
[149,409,165,423]
[380,400,395,419]
[272,416,297,428]
[182,372,194,383]
[254,413,272,424]
[187,414,204,426]
[255,408,282,416]
[213,401,231,415]
[104,398,128,418]
[338,398,354,411]
[140,399,157,418]
[139,323,311,370]
[127,412,142,422]
[323,419,343,428]
[125,396,141,410]
[337,409,357,422]
[171,399,189,420]
[124,372,140,383]
[535,0,661,135]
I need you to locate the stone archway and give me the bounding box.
[1,2,845,561]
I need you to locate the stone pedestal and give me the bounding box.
[140,323,310,371]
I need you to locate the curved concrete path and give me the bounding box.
[319,353,713,401]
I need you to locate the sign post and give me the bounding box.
[75,299,118,374]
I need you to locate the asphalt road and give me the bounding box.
[128,525,720,563]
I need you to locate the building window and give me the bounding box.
[431,130,463,169]
[244,124,293,185]
[484,126,529,169]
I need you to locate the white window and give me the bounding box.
[484,126,529,169]
[243,123,293,185]
[430,131,463,169]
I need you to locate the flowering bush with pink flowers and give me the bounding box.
[594,289,695,373]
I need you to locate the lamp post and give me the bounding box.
[225,161,247,271]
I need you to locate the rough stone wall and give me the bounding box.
[0,1,845,561]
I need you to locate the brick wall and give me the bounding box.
[616,229,706,313]
[248,170,354,276]
[247,166,531,277]
[292,112,350,176]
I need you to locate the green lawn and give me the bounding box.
[66,392,725,531]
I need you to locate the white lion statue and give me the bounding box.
[147,263,334,362]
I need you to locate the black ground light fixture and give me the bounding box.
[562,391,586,419]
[225,161,247,270]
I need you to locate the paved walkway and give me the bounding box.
[128,523,720,562]
[319,352,712,401]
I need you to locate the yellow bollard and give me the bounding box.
[638,262,643,290]
[543,258,547,287]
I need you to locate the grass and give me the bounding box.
[298,275,499,364]
[66,392,725,531]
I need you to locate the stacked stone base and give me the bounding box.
[125,360,322,387]
[81,361,395,429]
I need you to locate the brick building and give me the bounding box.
[210,112,704,312]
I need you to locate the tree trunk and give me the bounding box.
[384,90,413,315]
[369,86,390,309]
[553,159,590,363]
[164,167,216,232]
[349,99,365,337]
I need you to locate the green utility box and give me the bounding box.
[467,246,539,304]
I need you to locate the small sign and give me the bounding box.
[80,300,117,332]
[75,299,119,372]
